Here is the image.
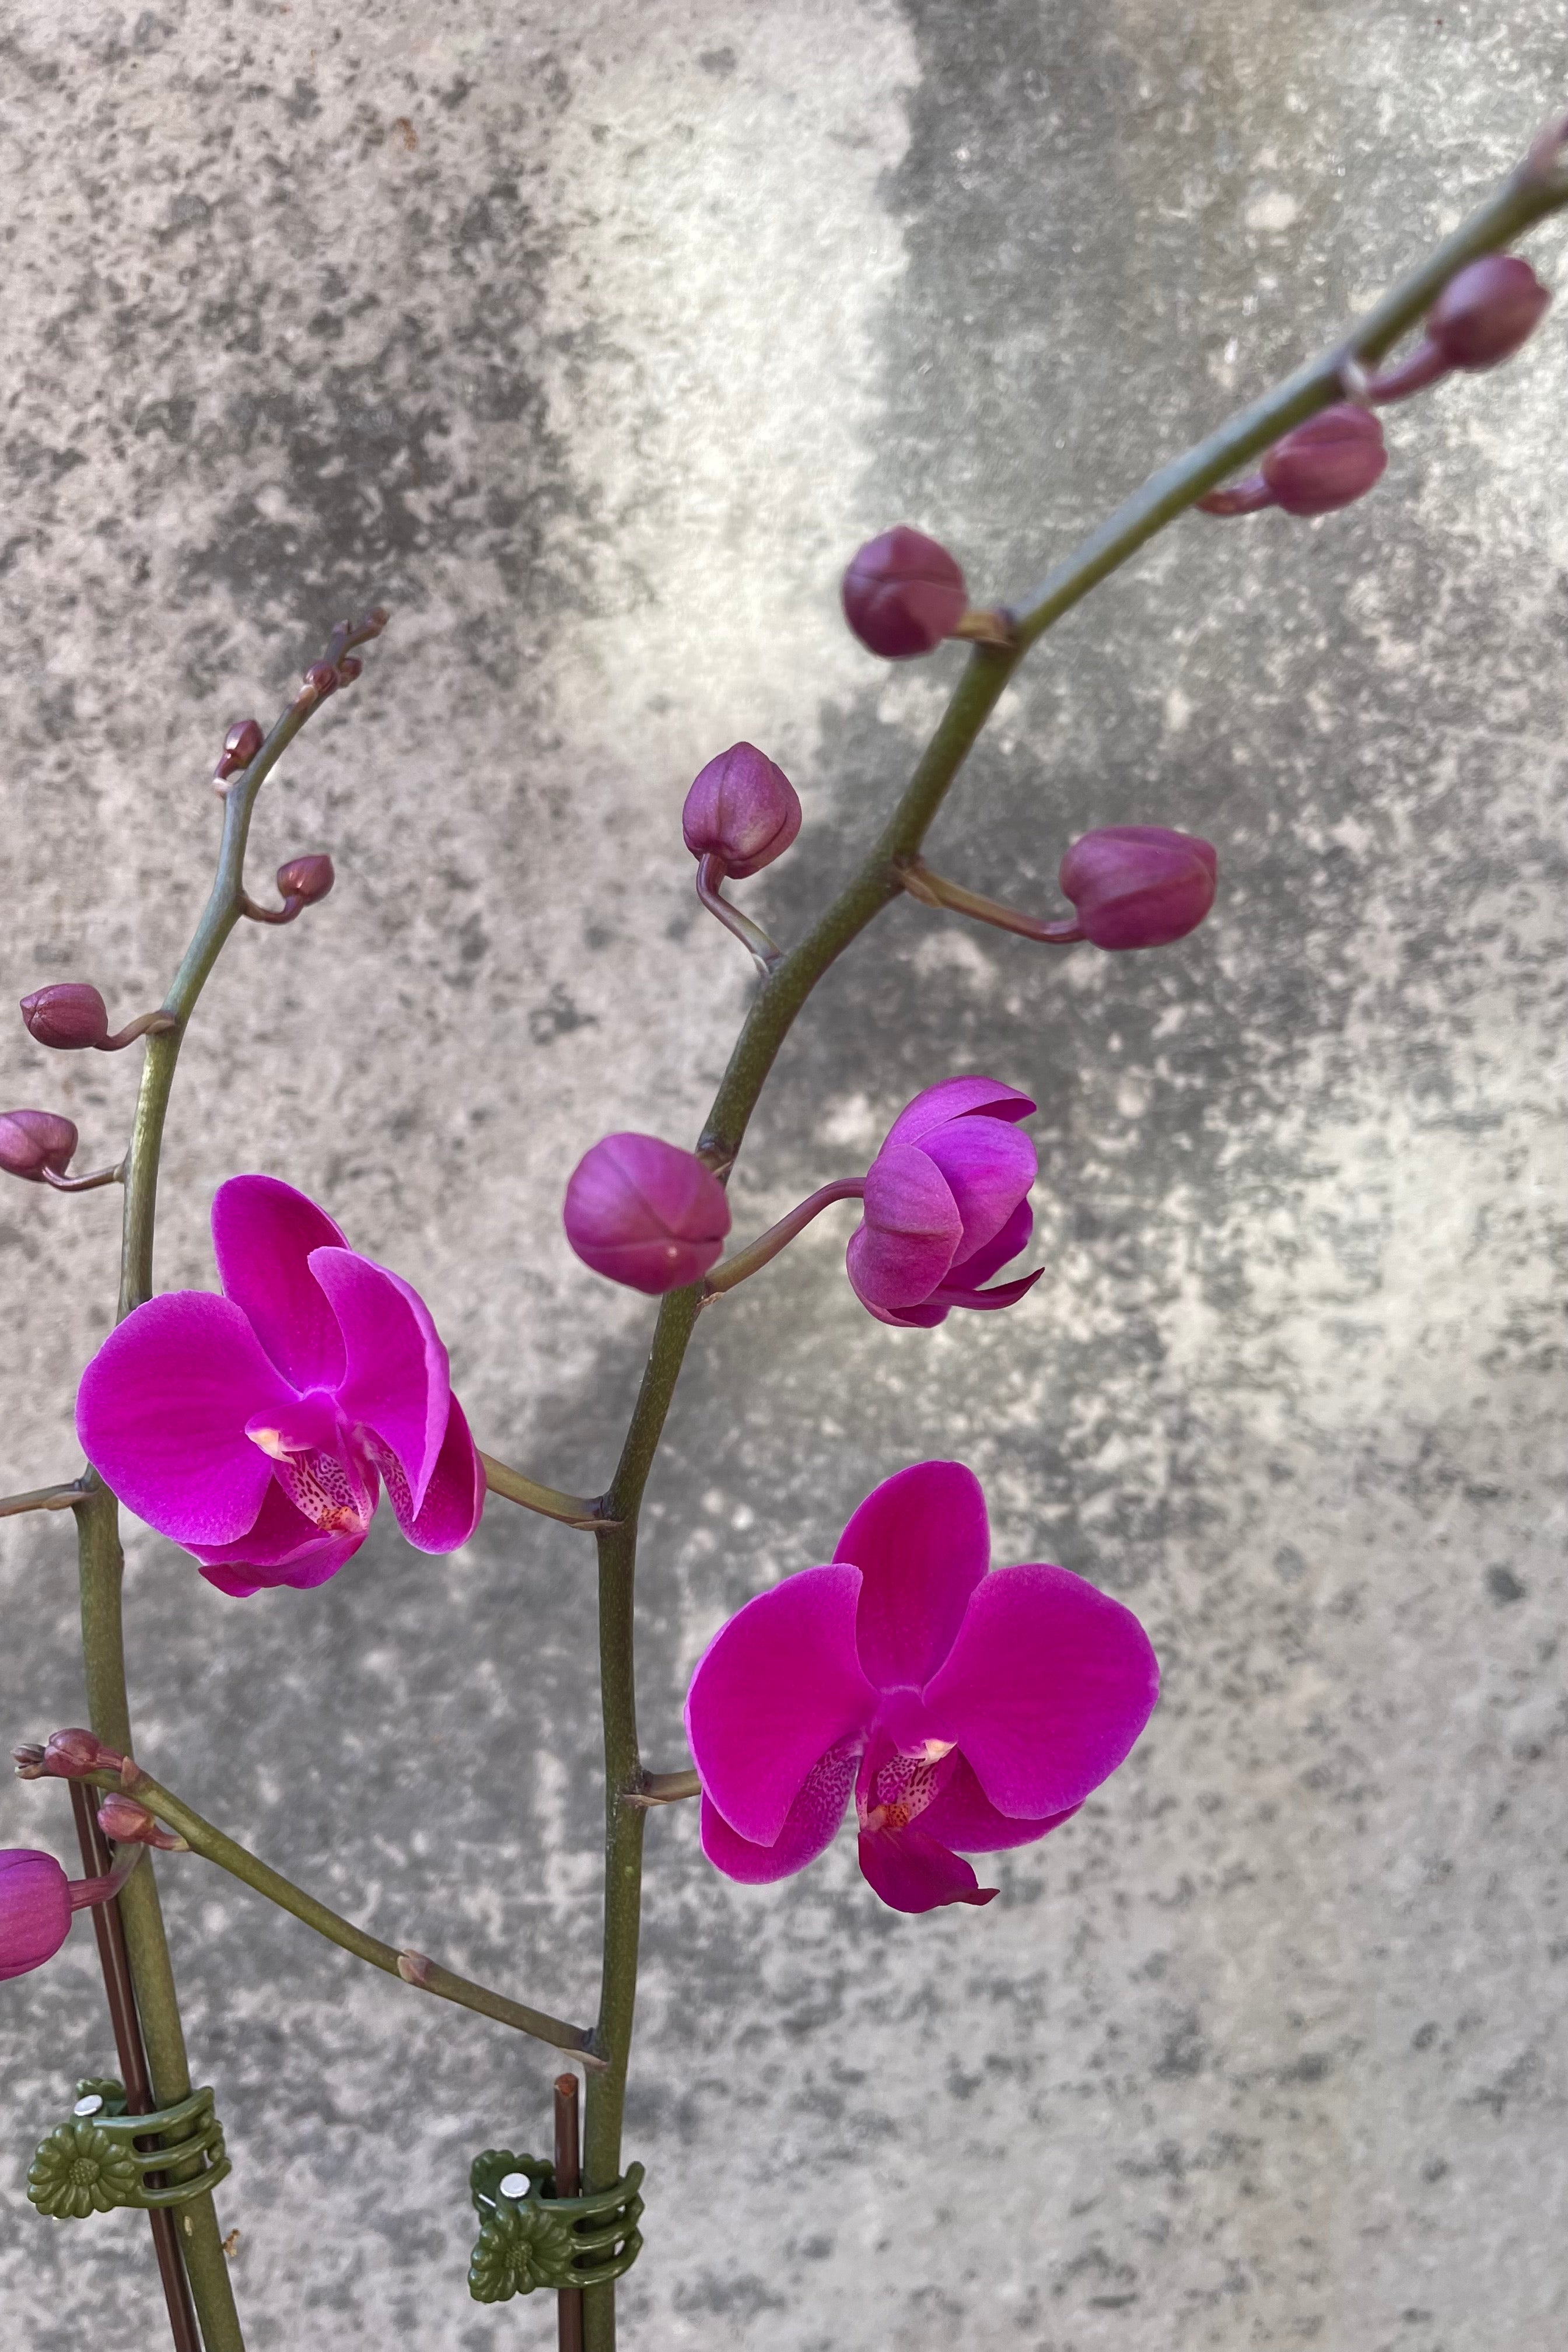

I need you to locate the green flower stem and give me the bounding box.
[83,1770,601,2062]
[578,134,1568,2352]
[702,1178,867,1298]
[479,1452,620,1532]
[899,858,1081,945]
[0,1479,86,1517]
[72,623,382,2350]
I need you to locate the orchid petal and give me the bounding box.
[847,1143,961,1313]
[938,1268,1043,1314]
[834,1460,989,1691]
[921,1564,1159,1819]
[308,1248,449,1514]
[872,1297,951,1329]
[698,1745,857,1885]
[883,1075,1036,1150]
[378,1392,485,1555]
[76,1293,299,1545]
[189,1474,374,1594]
[918,1751,1081,1853]
[856,1823,997,1913]
[918,1115,1037,1261]
[941,1198,1034,1293]
[685,1564,877,1847]
[211,1175,348,1392]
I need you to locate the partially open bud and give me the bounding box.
[20,984,109,1051]
[96,1793,186,1852]
[564,1133,732,1294]
[1058,827,1218,950]
[842,527,969,659]
[1371,256,1552,403]
[0,1109,78,1184]
[276,854,335,906]
[682,744,802,879]
[214,719,265,785]
[1199,404,1387,519]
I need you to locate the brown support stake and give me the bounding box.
[70,1783,201,2352]
[554,2072,584,2352]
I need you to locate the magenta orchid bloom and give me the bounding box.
[685,1461,1158,1913]
[76,1175,484,1597]
[846,1075,1041,1327]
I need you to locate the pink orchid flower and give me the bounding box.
[76,1175,484,1597]
[685,1460,1158,1913]
[846,1075,1041,1327]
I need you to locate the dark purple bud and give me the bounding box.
[301,662,340,701]
[214,718,265,783]
[1430,254,1551,370]
[20,983,110,1051]
[681,744,802,879]
[96,1793,186,1852]
[1058,826,1218,951]
[564,1132,732,1294]
[38,1726,127,1780]
[842,527,968,659]
[1264,404,1387,516]
[0,1849,72,1983]
[0,1108,78,1184]
[276,853,335,905]
[335,656,363,684]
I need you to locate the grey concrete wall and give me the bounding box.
[1,4,1564,2346]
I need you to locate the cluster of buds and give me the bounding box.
[13,1726,130,1783]
[1200,252,1552,521]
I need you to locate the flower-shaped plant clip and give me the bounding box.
[467,2148,645,2302]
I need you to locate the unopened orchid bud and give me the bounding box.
[0,1109,78,1184]
[277,854,335,905]
[96,1793,186,1852]
[336,656,363,684]
[1058,826,1218,950]
[564,1133,732,1294]
[1370,254,1553,403]
[0,1849,73,1982]
[20,984,110,1051]
[842,526,969,659]
[1199,404,1387,519]
[301,662,340,701]
[38,1726,128,1780]
[214,719,265,784]
[682,744,802,878]
[12,1744,46,1780]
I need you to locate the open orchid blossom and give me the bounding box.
[846,1075,1042,1326]
[75,1175,484,1597]
[685,1461,1158,1913]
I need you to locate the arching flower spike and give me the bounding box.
[685,1461,1158,1912]
[76,1175,484,1596]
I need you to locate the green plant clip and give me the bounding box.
[27,2078,231,2221]
[467,2147,645,2302]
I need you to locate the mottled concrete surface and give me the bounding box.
[1,4,1566,2347]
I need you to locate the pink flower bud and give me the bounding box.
[96,1793,185,1851]
[681,744,802,878]
[38,1727,127,1780]
[842,527,968,660]
[564,1133,732,1294]
[0,1848,72,1982]
[20,983,110,1051]
[1058,827,1218,951]
[214,719,265,783]
[276,853,335,905]
[1264,404,1387,516]
[1429,254,1551,370]
[0,1108,78,1184]
[301,662,340,700]
[336,656,363,684]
